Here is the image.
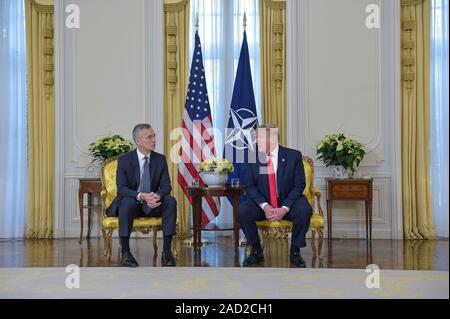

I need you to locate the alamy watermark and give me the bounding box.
[65,264,80,289]
[365,264,380,289]
[66,4,80,29]
[365,4,380,29]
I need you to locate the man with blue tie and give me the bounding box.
[106,124,177,267]
[238,123,313,267]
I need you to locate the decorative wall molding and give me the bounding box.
[70,0,149,167]
[286,0,302,149]
[391,0,403,239]
[54,0,64,238]
[148,0,165,151]
[55,0,165,237]
[287,0,403,239]
[302,0,384,167]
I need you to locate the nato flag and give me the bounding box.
[224,31,259,202]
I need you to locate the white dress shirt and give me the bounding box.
[260,145,290,212]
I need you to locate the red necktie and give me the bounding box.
[267,154,278,208]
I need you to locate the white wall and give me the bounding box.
[287,0,402,239]
[54,0,164,238]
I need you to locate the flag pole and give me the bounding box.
[195,13,199,32]
[243,12,247,31]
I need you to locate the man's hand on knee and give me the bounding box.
[149,192,161,202]
[140,192,161,208]
[263,204,275,220]
[147,192,162,208]
[268,207,288,221]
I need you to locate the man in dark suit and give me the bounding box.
[106,124,177,267]
[238,123,312,267]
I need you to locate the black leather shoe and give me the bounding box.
[121,251,139,267]
[242,249,264,267]
[290,251,306,268]
[161,250,176,267]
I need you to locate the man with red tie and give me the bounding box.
[238,123,312,267]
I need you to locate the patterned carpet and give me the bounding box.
[0,267,448,299]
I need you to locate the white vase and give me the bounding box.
[331,165,348,179]
[200,172,228,187]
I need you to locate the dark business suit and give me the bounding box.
[238,146,312,248]
[106,149,177,237]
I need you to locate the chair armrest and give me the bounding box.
[311,187,324,217]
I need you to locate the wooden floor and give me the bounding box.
[0,236,447,270]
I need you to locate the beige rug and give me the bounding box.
[0,267,448,299]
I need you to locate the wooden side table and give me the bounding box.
[326,178,373,240]
[78,178,102,244]
[186,186,244,254]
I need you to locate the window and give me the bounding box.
[189,0,261,152]
[430,0,449,238]
[188,0,261,227]
[0,0,27,238]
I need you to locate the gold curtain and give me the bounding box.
[401,0,435,239]
[164,0,191,238]
[25,0,55,239]
[259,0,286,145]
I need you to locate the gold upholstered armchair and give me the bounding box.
[256,155,325,255]
[100,157,177,261]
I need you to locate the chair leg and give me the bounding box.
[310,230,317,268]
[318,227,324,239]
[318,228,324,258]
[102,228,108,257]
[311,229,317,255]
[108,229,113,261]
[152,227,158,255]
[152,250,158,267]
[105,228,113,261]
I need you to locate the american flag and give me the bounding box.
[178,31,220,226]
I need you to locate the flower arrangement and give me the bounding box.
[88,134,134,164]
[316,133,366,174]
[199,157,234,174]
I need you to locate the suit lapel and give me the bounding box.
[277,146,286,196]
[132,149,141,187]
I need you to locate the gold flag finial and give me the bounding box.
[195,14,199,32]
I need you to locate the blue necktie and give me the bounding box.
[142,156,151,214]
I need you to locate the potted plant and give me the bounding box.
[198,157,234,187]
[88,134,134,165]
[316,133,366,178]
